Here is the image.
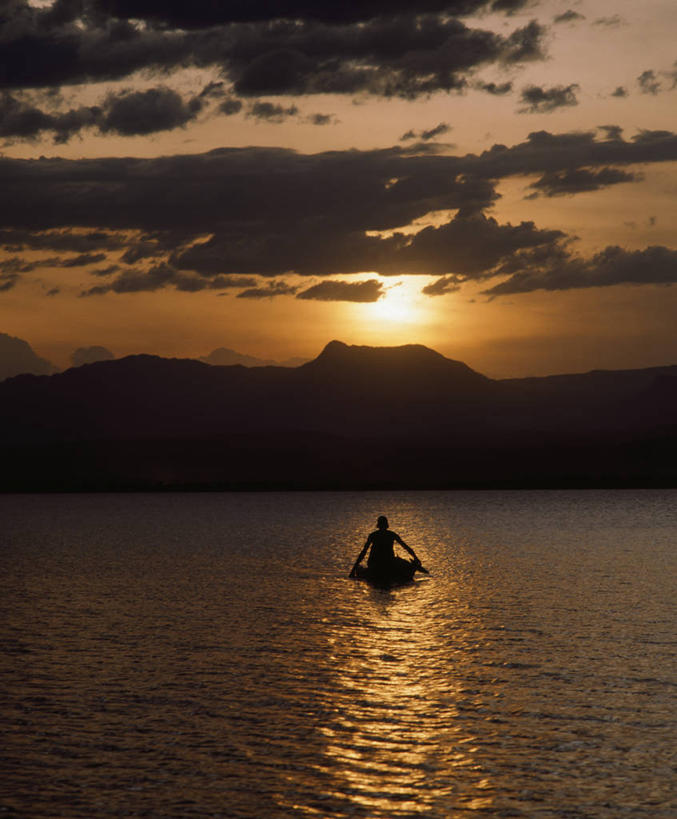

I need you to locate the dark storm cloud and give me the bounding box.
[0,276,18,292]
[60,252,107,266]
[0,228,125,253]
[247,101,299,122]
[390,212,565,277]
[489,0,529,13]
[220,98,244,115]
[307,113,335,126]
[0,1,195,90]
[0,86,205,143]
[483,245,677,296]
[553,10,584,24]
[81,263,176,295]
[0,257,28,292]
[637,70,661,96]
[0,254,66,289]
[528,167,638,197]
[91,0,531,28]
[400,122,451,142]
[421,275,464,295]
[476,81,512,95]
[90,264,120,276]
[0,145,493,270]
[4,130,677,293]
[176,210,562,282]
[120,242,166,264]
[81,263,257,295]
[599,124,623,141]
[1,2,546,100]
[99,86,201,135]
[296,279,384,302]
[471,129,677,178]
[227,18,545,99]
[1,256,54,275]
[3,132,675,235]
[237,281,298,299]
[519,84,579,113]
[0,92,100,143]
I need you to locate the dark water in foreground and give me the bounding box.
[1,490,676,818]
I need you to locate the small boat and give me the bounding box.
[352,557,421,588]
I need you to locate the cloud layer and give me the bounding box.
[1,0,541,102]
[2,127,677,297]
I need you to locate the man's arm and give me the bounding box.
[349,537,371,577]
[395,533,420,564]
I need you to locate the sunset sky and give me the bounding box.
[2,0,677,377]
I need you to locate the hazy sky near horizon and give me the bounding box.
[2,0,677,377]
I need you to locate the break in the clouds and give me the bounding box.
[3,128,677,297]
[519,84,579,113]
[297,280,384,303]
[1,1,544,102]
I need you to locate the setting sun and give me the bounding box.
[369,279,425,324]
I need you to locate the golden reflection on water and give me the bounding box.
[3,492,676,819]
[302,581,496,817]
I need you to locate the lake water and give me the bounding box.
[1,490,676,818]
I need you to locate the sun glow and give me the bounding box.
[370,281,423,323]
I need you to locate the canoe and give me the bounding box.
[353,556,418,588]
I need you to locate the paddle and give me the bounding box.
[412,558,429,575]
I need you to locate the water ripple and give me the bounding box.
[1,490,676,817]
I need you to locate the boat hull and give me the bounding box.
[353,557,418,588]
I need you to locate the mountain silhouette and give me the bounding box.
[1,341,675,490]
[200,346,307,367]
[0,332,56,381]
[306,340,487,383]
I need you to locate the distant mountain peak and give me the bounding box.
[318,339,445,361]
[0,332,56,382]
[308,340,488,381]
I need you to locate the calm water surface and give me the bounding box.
[1,490,676,817]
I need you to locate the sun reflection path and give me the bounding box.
[303,582,497,818]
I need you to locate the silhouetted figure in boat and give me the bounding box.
[349,515,426,584]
